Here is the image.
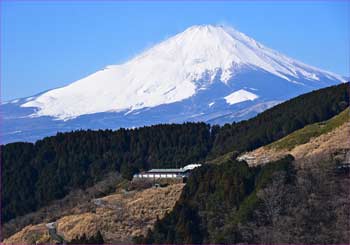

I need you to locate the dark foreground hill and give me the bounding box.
[139,151,350,244]
[2,82,349,227]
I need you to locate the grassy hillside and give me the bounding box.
[268,107,349,150]
[210,104,349,166]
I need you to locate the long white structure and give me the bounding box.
[133,164,202,179]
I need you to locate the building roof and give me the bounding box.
[143,164,202,174]
[146,168,187,173]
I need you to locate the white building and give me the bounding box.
[133,164,202,179]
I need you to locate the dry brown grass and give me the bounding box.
[3,224,52,244]
[4,183,184,244]
[239,122,350,166]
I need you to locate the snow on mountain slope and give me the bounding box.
[224,89,258,105]
[21,24,345,120]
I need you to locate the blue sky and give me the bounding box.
[1,1,349,101]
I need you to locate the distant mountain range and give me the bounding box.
[2,24,346,143]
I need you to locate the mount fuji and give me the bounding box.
[2,24,346,143]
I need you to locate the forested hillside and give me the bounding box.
[2,123,212,222]
[139,153,350,244]
[137,156,295,244]
[2,82,349,224]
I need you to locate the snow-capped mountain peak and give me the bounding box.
[21,24,344,120]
